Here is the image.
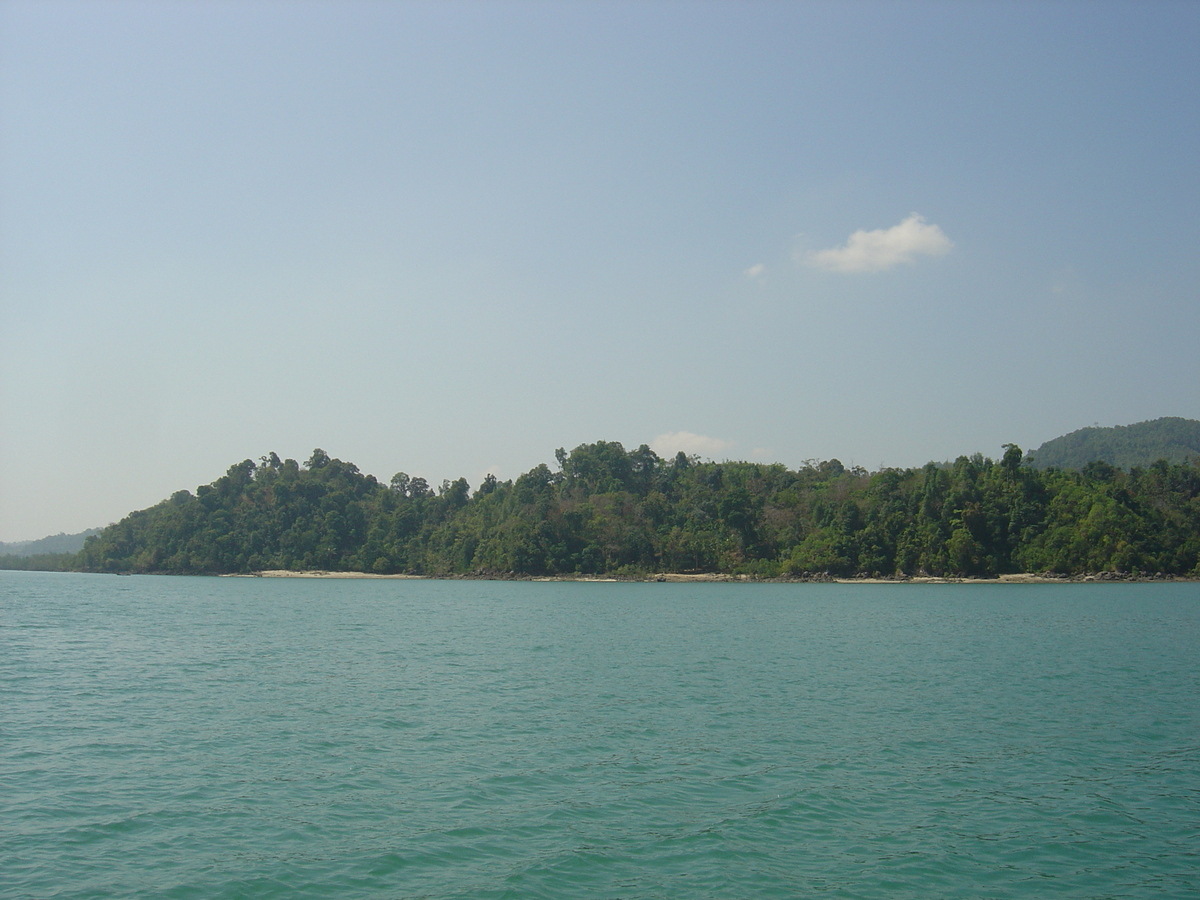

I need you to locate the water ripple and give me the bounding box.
[2,573,1198,898]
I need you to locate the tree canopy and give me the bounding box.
[49,442,1200,578]
[1029,417,1200,471]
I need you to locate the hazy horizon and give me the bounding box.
[3,1,1198,543]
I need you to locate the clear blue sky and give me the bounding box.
[2,0,1198,542]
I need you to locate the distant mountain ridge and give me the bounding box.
[0,528,102,557]
[1029,417,1200,471]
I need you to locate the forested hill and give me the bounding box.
[0,528,101,557]
[1030,417,1200,471]
[0,528,104,572]
[65,443,1200,578]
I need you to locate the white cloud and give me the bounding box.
[807,214,953,273]
[743,262,766,281]
[651,431,734,459]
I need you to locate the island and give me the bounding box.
[6,426,1196,580]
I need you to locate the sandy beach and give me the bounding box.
[222,570,425,579]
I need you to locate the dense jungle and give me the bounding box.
[37,440,1200,578]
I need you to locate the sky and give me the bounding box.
[2,0,1198,542]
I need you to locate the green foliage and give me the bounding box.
[0,552,79,572]
[0,528,102,557]
[42,441,1200,578]
[1030,417,1200,471]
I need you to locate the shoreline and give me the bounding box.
[220,570,1196,584]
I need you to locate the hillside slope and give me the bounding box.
[64,443,1200,578]
[1029,418,1200,471]
[0,528,102,557]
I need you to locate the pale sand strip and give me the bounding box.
[836,573,1065,584]
[222,570,424,579]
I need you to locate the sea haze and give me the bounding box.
[3,573,1198,899]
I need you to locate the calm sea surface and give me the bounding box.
[2,572,1198,899]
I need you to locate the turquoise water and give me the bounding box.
[2,572,1198,899]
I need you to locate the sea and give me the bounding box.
[2,571,1197,899]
